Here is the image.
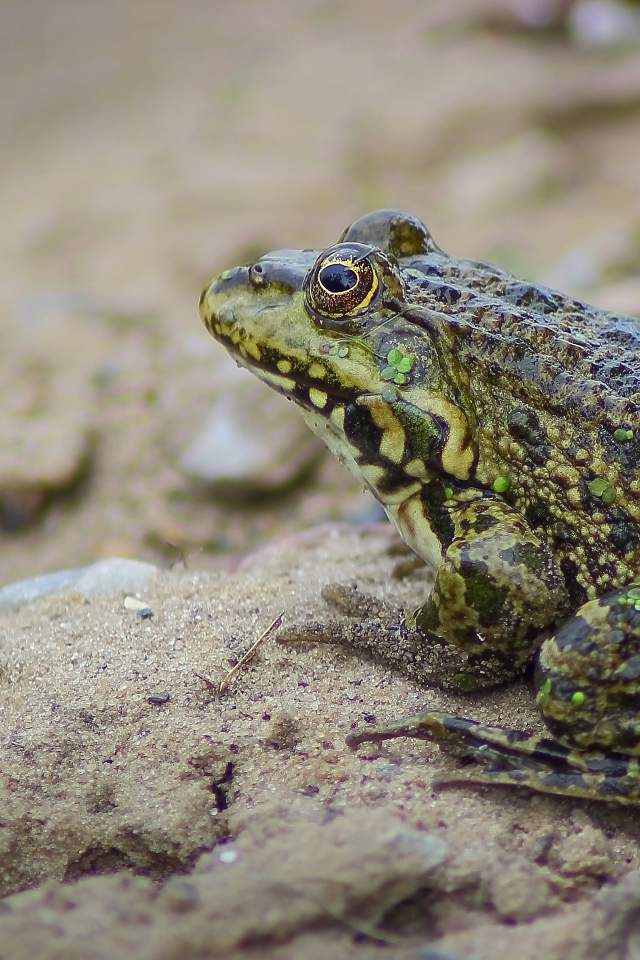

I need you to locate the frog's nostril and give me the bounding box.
[253,264,263,274]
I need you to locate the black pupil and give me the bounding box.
[319,263,358,293]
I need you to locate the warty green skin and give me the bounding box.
[200,209,640,803]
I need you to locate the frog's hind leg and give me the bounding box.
[534,584,640,755]
[346,711,640,805]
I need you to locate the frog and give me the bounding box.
[199,208,640,804]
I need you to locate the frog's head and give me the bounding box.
[200,211,476,528]
[200,210,443,408]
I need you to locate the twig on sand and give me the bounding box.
[197,612,284,696]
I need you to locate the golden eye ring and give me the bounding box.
[306,243,379,320]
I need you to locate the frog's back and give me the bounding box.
[399,250,640,605]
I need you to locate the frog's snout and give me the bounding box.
[210,264,250,295]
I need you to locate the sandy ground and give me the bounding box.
[2,1,640,957]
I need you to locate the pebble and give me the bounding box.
[568,0,640,47]
[0,557,158,611]
[123,595,152,611]
[179,362,322,497]
[147,693,170,706]
[0,295,114,529]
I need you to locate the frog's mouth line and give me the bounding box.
[210,315,359,414]
[237,350,357,417]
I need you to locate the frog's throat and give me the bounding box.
[299,405,445,571]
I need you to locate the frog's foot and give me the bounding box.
[346,711,640,805]
[277,582,495,688]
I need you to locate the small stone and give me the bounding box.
[123,595,152,611]
[0,300,117,529]
[0,568,85,611]
[179,364,322,498]
[218,848,239,864]
[147,693,170,706]
[568,0,640,48]
[74,559,157,597]
[0,557,157,611]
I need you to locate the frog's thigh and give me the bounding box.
[536,583,640,753]
[410,496,568,684]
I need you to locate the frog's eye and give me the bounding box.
[306,243,379,321]
[318,263,358,294]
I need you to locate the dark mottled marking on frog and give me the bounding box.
[473,513,499,534]
[544,710,596,740]
[418,278,463,306]
[419,484,455,549]
[525,499,554,532]
[342,404,417,496]
[507,408,546,445]
[500,282,565,314]
[554,616,598,656]
[543,670,588,703]
[542,772,588,791]
[559,557,588,607]
[610,724,640,752]
[504,770,529,782]
[343,404,384,463]
[459,554,509,627]
[293,380,338,418]
[376,466,423,497]
[617,654,640,681]
[552,518,575,545]
[499,541,548,579]
[580,538,618,588]
[601,317,640,349]
[593,359,639,398]
[505,728,535,745]
[608,518,640,557]
[532,737,572,758]
[599,777,636,797]
[506,408,551,466]
[586,756,631,777]
[393,401,448,467]
[404,254,447,280]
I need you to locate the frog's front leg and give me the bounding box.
[279,491,568,691]
[403,489,569,688]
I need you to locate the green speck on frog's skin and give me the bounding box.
[381,347,413,385]
[492,475,511,494]
[614,428,634,442]
[588,478,617,505]
[329,344,350,358]
[571,691,585,707]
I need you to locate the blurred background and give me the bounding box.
[1,0,640,585]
